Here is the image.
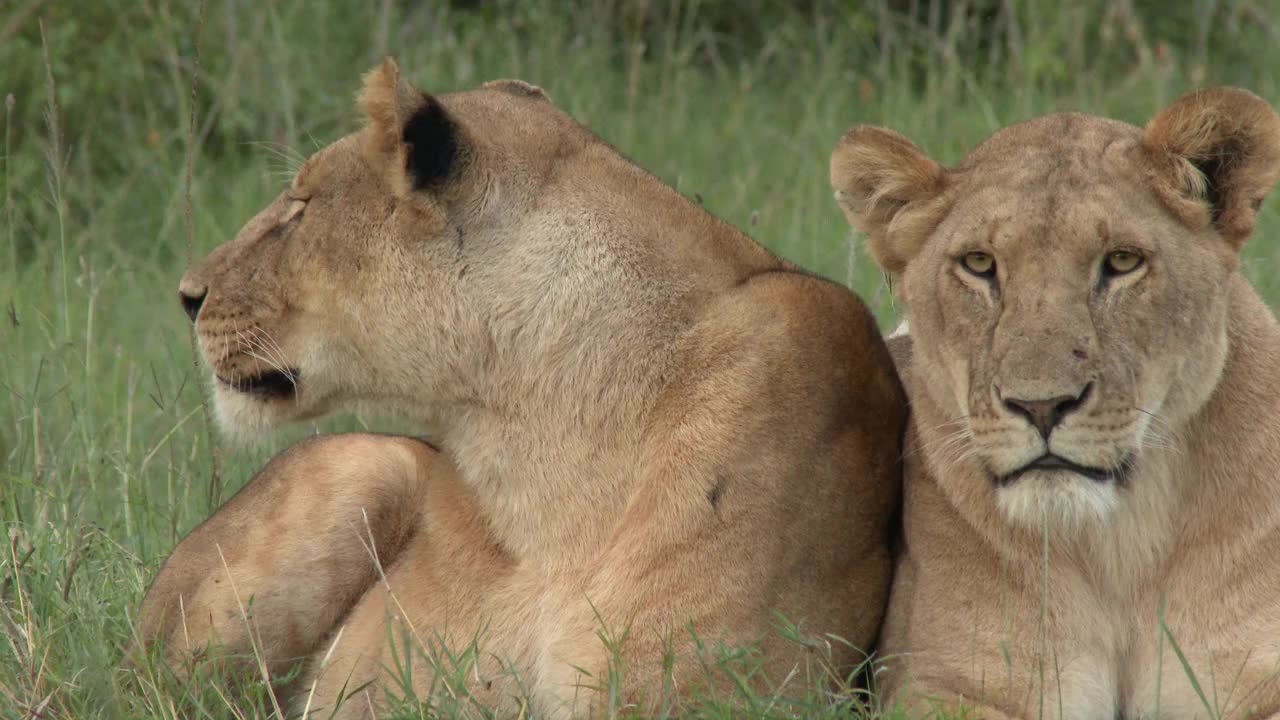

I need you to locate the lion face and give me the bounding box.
[898,143,1236,526]
[832,90,1280,529]
[179,60,585,439]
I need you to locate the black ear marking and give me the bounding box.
[402,98,459,189]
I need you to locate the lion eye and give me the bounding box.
[1104,250,1144,276]
[961,252,996,278]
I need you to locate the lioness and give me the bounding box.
[135,59,905,717]
[830,88,1280,718]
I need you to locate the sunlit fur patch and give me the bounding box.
[995,470,1121,532]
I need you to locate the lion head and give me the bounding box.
[179,59,673,441]
[831,88,1280,529]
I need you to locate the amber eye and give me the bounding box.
[961,252,996,278]
[1104,250,1144,276]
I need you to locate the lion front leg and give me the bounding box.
[296,463,522,720]
[132,433,436,689]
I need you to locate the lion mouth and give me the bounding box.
[216,368,300,400]
[998,454,1132,486]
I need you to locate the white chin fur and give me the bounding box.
[211,384,292,447]
[995,472,1119,532]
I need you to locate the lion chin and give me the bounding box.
[994,469,1121,531]
[209,374,325,445]
[990,453,1136,531]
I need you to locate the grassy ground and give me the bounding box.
[2,1,1279,717]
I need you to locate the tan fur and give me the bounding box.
[135,59,905,718]
[831,88,1280,718]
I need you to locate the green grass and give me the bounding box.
[2,1,1279,717]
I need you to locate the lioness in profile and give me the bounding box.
[831,88,1280,718]
[135,59,905,717]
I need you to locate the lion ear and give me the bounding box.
[830,126,946,274]
[1142,87,1280,250]
[359,57,461,192]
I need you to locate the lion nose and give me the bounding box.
[1001,383,1092,439]
[178,283,208,323]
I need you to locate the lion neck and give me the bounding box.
[440,320,674,565]
[1174,276,1280,552]
[910,275,1280,593]
[432,181,780,566]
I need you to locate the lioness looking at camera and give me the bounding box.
[831,88,1280,718]
[134,59,905,717]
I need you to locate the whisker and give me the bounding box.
[245,327,299,391]
[245,140,306,171]
[905,416,972,461]
[1135,407,1185,457]
[918,422,978,471]
[235,328,285,378]
[248,328,296,379]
